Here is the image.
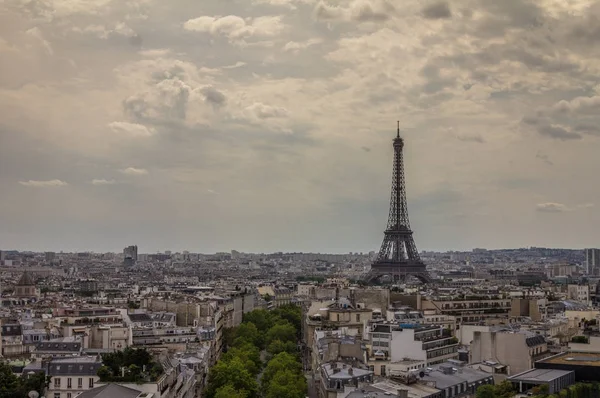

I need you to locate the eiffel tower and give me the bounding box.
[365,123,432,284]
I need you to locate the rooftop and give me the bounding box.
[322,362,373,380]
[539,352,600,367]
[77,383,142,398]
[508,369,574,383]
[420,363,492,389]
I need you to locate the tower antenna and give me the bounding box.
[397,121,400,138]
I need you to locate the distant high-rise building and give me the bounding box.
[585,248,600,275]
[45,251,56,264]
[0,250,5,262]
[123,245,138,266]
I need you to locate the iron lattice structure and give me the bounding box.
[365,123,432,284]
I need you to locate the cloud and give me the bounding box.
[123,77,193,124]
[72,22,136,39]
[536,202,570,213]
[119,167,148,175]
[349,0,395,22]
[553,96,600,115]
[241,102,290,121]
[535,151,553,166]
[19,179,68,187]
[222,61,247,69]
[421,1,451,19]
[577,203,595,209]
[4,0,600,252]
[199,86,227,106]
[537,125,582,141]
[283,39,323,53]
[108,121,154,137]
[91,179,116,185]
[313,0,394,22]
[183,15,285,41]
[457,134,485,143]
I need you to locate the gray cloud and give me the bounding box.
[535,151,553,166]
[457,134,485,143]
[19,179,68,187]
[421,1,451,19]
[537,125,582,141]
[2,0,600,252]
[536,202,569,213]
[199,86,227,106]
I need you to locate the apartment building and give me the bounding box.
[421,295,511,324]
[367,322,459,375]
[46,356,102,398]
[470,330,549,375]
[567,284,590,305]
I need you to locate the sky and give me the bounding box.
[1,0,600,254]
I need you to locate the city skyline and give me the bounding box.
[2,0,600,253]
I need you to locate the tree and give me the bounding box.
[0,363,21,394]
[266,322,297,345]
[235,322,263,348]
[265,369,307,398]
[267,339,298,356]
[242,309,273,332]
[0,363,48,398]
[531,384,549,397]
[97,366,112,381]
[476,385,497,398]
[221,343,262,376]
[205,357,258,398]
[261,352,303,393]
[476,381,515,398]
[271,305,302,333]
[572,336,589,344]
[214,384,249,398]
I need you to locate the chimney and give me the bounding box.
[398,389,409,398]
[348,367,354,376]
[335,287,340,303]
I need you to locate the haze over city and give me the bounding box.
[2,0,600,253]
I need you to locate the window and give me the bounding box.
[89,378,94,388]
[67,394,72,398]
[356,314,360,322]
[67,378,72,388]
[54,394,60,398]
[54,378,61,388]
[78,378,83,389]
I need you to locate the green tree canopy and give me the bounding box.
[475,385,496,398]
[205,356,258,398]
[271,305,302,334]
[0,363,47,398]
[267,339,298,356]
[265,369,307,398]
[261,352,303,393]
[476,381,515,398]
[214,384,249,398]
[266,322,297,345]
[0,363,21,394]
[235,322,263,348]
[242,309,273,332]
[221,343,262,376]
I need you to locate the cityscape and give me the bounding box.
[3,0,600,398]
[2,128,600,398]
